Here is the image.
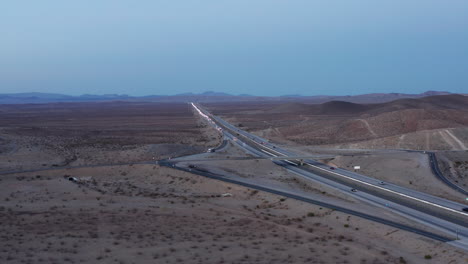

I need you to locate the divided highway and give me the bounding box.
[191,103,468,244]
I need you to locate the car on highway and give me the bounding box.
[188,164,196,169]
[351,188,357,192]
[462,207,468,212]
[329,167,335,170]
[68,177,79,182]
[378,181,385,185]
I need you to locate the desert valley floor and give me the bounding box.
[1,99,467,264]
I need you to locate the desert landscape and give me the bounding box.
[3,2,468,263]
[1,100,467,263]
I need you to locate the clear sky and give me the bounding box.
[1,1,467,96]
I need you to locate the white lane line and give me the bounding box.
[284,160,298,166]
[261,149,298,165]
[261,145,288,156]
[304,162,468,216]
[260,149,278,157]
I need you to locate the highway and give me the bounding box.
[190,102,468,247]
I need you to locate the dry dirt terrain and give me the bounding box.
[1,164,467,264]
[0,102,220,172]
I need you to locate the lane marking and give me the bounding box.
[284,160,298,166]
[261,148,297,165]
[260,149,278,157]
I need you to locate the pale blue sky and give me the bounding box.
[1,1,467,96]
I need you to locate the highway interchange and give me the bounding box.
[13,101,464,250]
[174,103,468,250]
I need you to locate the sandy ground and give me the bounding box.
[1,164,467,264]
[0,125,221,173]
[0,102,222,172]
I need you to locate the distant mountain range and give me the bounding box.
[0,90,463,104]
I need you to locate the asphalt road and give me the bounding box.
[191,103,468,244]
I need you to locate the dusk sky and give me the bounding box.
[1,1,467,96]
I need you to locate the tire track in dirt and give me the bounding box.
[439,130,467,150]
[357,119,377,137]
[397,134,406,149]
[445,129,467,150]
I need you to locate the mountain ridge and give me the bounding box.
[0,90,463,104]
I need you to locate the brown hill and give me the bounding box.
[318,101,372,115]
[235,94,468,149]
[367,94,468,115]
[267,94,468,115]
[417,94,468,109]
